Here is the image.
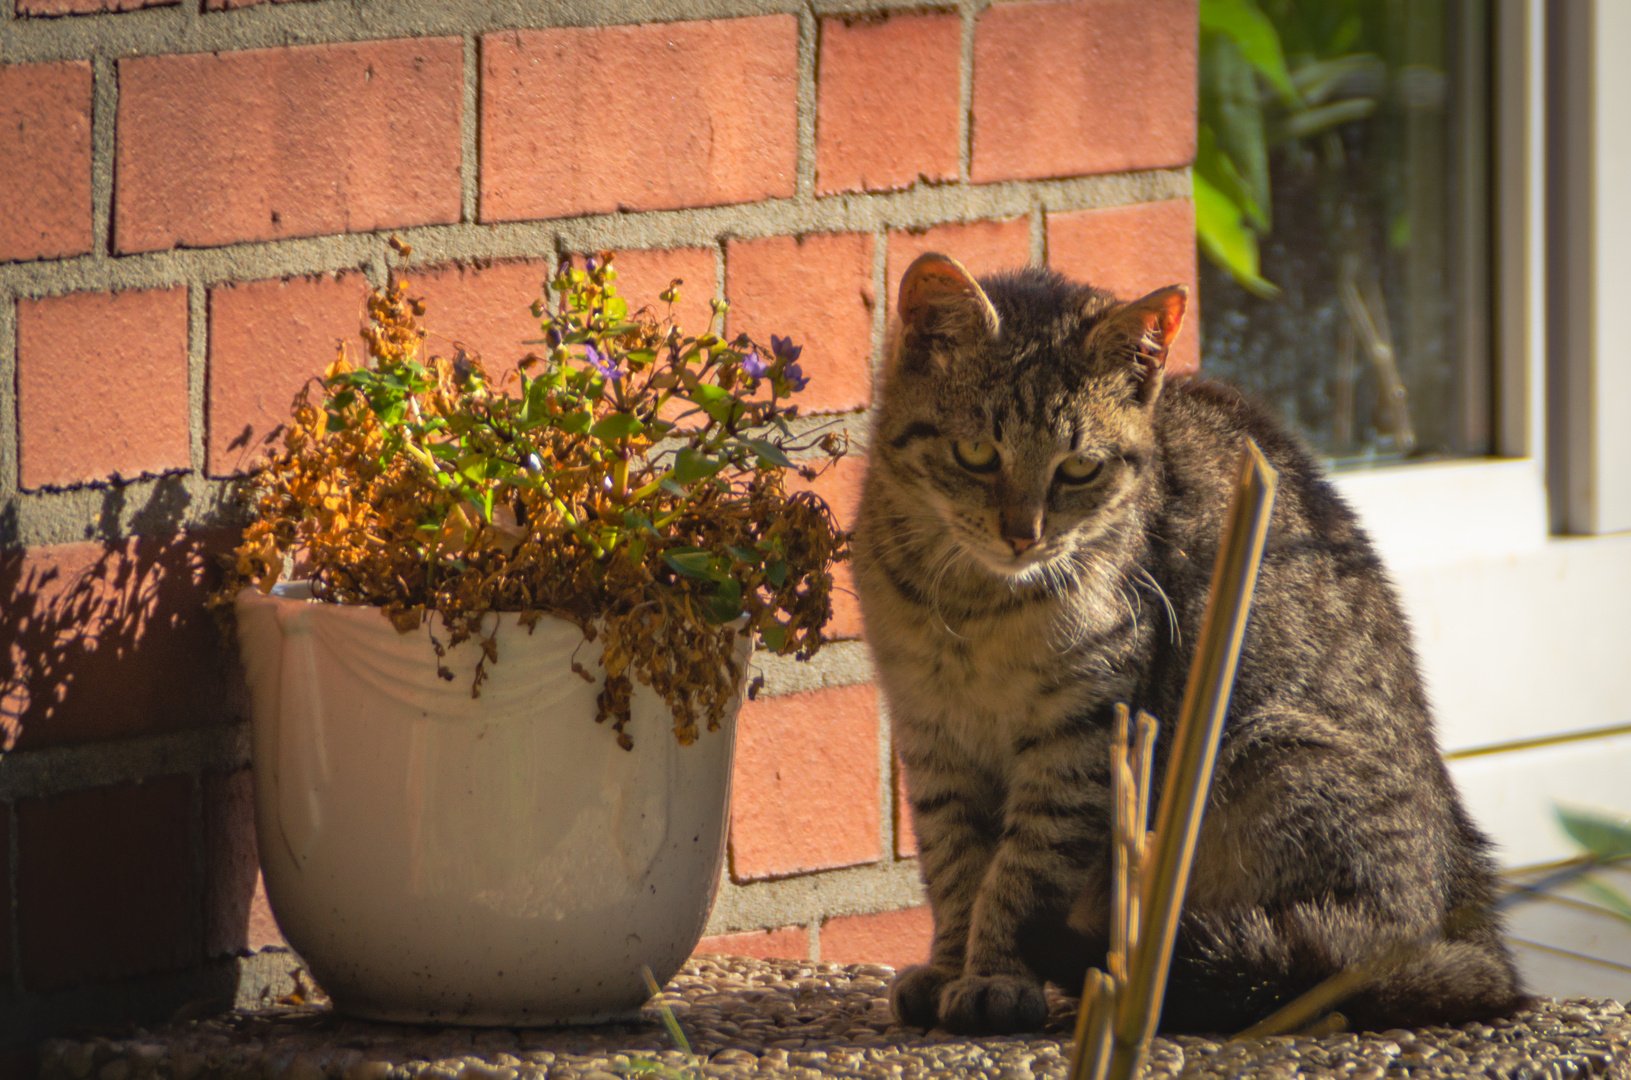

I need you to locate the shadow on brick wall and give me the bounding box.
[0,480,246,752]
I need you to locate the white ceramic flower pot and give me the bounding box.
[234,583,742,1025]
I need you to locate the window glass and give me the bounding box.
[1196,0,1491,467]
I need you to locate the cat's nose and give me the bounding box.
[1007,535,1038,555]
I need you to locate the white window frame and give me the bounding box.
[1325,0,1631,871]
[1329,0,1549,571]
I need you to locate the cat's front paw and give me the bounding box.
[937,973,1048,1035]
[890,965,956,1029]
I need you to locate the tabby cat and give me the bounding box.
[852,254,1524,1036]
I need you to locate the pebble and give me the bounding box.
[30,959,1631,1080]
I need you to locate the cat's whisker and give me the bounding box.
[923,544,969,640]
[1133,565,1180,646]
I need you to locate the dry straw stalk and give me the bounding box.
[1069,439,1279,1080]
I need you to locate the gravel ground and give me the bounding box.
[37,957,1631,1080]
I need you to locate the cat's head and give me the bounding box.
[871,253,1187,582]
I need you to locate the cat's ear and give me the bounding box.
[897,253,1000,363]
[1088,284,1188,404]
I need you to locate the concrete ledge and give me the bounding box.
[0,722,250,801]
[33,957,1631,1080]
[1,947,301,1049]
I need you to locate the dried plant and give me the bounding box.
[219,244,848,747]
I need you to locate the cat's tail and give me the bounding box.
[1157,902,1527,1035]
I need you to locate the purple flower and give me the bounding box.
[742,350,770,379]
[585,342,621,383]
[585,255,599,274]
[770,334,802,365]
[768,335,809,391]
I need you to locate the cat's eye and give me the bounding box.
[952,439,1000,472]
[1055,454,1104,485]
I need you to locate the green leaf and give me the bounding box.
[659,478,687,498]
[710,576,743,623]
[325,413,348,433]
[1200,0,1299,104]
[702,398,740,426]
[1277,98,1377,142]
[626,537,646,564]
[1292,54,1381,108]
[524,377,553,423]
[726,545,759,564]
[683,383,743,424]
[590,413,645,440]
[685,384,732,405]
[555,410,592,435]
[1201,30,1272,231]
[663,548,716,580]
[1557,804,1631,860]
[1196,124,1265,232]
[748,439,795,470]
[684,384,743,423]
[1578,877,1631,926]
[759,624,787,652]
[673,447,725,484]
[765,559,788,588]
[456,454,494,484]
[1194,173,1281,299]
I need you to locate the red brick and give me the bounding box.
[726,233,875,415]
[115,39,462,254]
[17,286,189,489]
[894,758,917,857]
[18,0,173,13]
[406,260,549,376]
[0,532,242,752]
[606,248,721,340]
[0,61,92,262]
[1047,199,1199,373]
[481,18,797,223]
[816,13,961,195]
[18,776,197,991]
[821,905,932,968]
[730,683,882,880]
[206,271,368,477]
[204,769,285,957]
[694,925,809,961]
[789,455,865,640]
[885,219,1033,312]
[971,0,1196,184]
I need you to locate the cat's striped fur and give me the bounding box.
[852,256,1524,1036]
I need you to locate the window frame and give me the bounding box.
[1325,0,1549,570]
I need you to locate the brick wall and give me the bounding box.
[0,0,1196,1053]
